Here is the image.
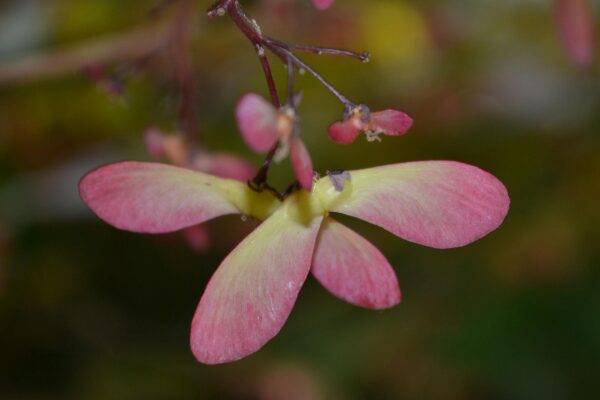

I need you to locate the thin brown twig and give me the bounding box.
[0,23,169,86]
[269,45,355,109]
[208,0,360,196]
[170,0,199,141]
[264,37,370,62]
[224,1,281,107]
[216,0,285,191]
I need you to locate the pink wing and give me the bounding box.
[312,218,400,310]
[190,208,323,364]
[290,137,314,191]
[235,93,280,153]
[80,161,242,233]
[325,161,510,249]
[370,109,413,137]
[328,120,362,144]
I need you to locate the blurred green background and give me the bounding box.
[1,0,599,399]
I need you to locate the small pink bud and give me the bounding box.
[313,0,335,10]
[554,0,597,68]
[144,127,167,160]
[143,128,189,166]
[182,225,211,253]
[162,135,190,167]
[328,120,362,144]
[290,137,314,191]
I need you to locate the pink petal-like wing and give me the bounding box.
[370,109,414,136]
[554,0,597,68]
[328,120,362,144]
[313,0,335,10]
[236,93,280,153]
[80,161,244,233]
[312,218,401,310]
[290,137,314,191]
[320,161,509,249]
[190,207,323,364]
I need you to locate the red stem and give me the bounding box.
[206,0,362,196]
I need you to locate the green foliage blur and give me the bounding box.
[1,0,599,399]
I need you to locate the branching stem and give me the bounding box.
[207,0,362,198]
[264,37,370,62]
[170,0,198,142]
[269,46,355,109]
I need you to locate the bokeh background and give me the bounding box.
[1,0,599,399]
